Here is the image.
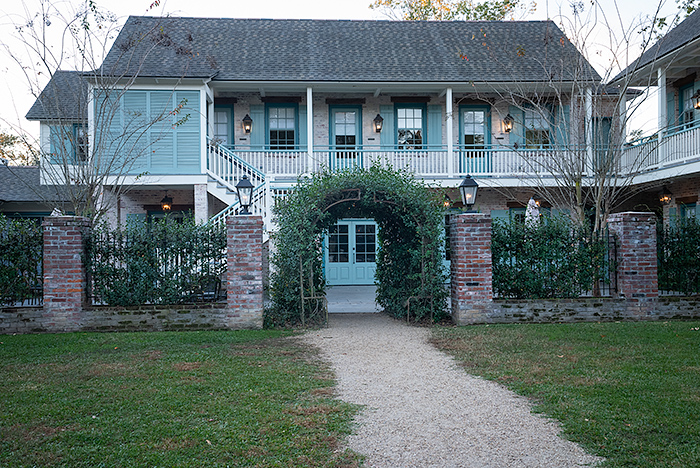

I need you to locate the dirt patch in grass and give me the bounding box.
[153,437,198,451]
[88,362,128,377]
[311,387,335,397]
[285,404,340,416]
[172,361,202,372]
[5,423,81,443]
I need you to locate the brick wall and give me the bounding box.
[608,212,659,303]
[42,216,91,332]
[226,215,264,329]
[450,213,493,323]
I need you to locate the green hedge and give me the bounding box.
[0,215,43,305]
[85,217,226,306]
[658,217,700,294]
[492,215,610,298]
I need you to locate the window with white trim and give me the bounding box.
[397,107,424,149]
[524,108,551,149]
[268,106,296,150]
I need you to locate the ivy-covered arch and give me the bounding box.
[266,165,448,326]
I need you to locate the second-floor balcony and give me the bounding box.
[622,123,700,176]
[208,141,599,181]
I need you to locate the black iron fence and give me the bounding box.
[658,218,700,295]
[492,216,617,299]
[0,215,43,307]
[85,217,227,306]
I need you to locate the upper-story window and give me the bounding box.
[680,85,696,130]
[213,106,232,146]
[461,107,488,148]
[49,123,88,164]
[74,124,88,163]
[397,106,424,149]
[524,108,551,149]
[268,106,296,150]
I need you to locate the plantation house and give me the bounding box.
[21,13,700,285]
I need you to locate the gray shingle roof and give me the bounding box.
[611,9,700,83]
[100,17,600,83]
[25,71,88,121]
[0,166,68,203]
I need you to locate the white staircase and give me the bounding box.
[206,141,273,240]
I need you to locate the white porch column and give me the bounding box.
[446,87,454,178]
[194,183,208,224]
[306,87,314,173]
[585,87,593,175]
[657,68,667,138]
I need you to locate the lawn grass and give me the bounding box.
[0,330,361,467]
[431,321,700,467]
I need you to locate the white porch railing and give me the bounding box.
[623,124,700,173]
[215,145,593,179]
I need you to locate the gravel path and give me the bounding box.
[303,313,602,468]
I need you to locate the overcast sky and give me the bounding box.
[0,0,678,142]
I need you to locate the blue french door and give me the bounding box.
[325,219,377,285]
[329,106,362,171]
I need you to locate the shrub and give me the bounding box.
[657,217,700,294]
[85,216,226,306]
[491,215,609,298]
[0,215,43,305]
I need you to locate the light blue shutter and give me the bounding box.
[508,106,524,147]
[49,125,73,165]
[427,105,442,147]
[667,90,676,130]
[249,104,264,149]
[298,105,307,148]
[555,105,570,147]
[175,91,201,172]
[122,91,148,173]
[490,209,509,222]
[126,213,147,226]
[379,105,394,149]
[669,207,677,228]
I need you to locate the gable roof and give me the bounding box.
[610,9,700,84]
[25,70,89,121]
[100,17,600,84]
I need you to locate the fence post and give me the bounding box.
[607,212,659,308]
[42,216,91,332]
[450,212,494,324]
[227,215,264,329]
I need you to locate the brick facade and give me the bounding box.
[608,212,659,302]
[450,213,493,323]
[226,215,264,329]
[42,216,91,332]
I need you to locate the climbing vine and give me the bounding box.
[267,165,448,326]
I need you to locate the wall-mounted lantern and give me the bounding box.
[503,113,514,133]
[242,114,253,134]
[373,114,384,133]
[459,175,479,210]
[693,90,700,110]
[659,186,673,205]
[236,175,254,215]
[443,194,452,209]
[160,192,173,211]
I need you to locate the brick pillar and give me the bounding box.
[43,216,91,332]
[450,213,494,324]
[227,215,264,329]
[608,212,659,303]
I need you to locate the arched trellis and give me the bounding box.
[266,165,448,327]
